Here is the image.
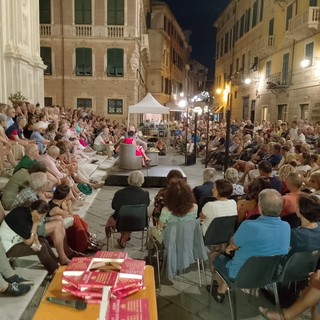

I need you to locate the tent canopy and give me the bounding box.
[128,93,170,115]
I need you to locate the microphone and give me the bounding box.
[46,297,87,310]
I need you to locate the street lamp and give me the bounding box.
[301,59,311,68]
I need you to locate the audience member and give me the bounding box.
[106,171,150,248]
[193,168,216,214]
[209,189,290,303]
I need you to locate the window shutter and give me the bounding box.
[40,47,52,75]
[40,0,51,24]
[108,0,124,25]
[75,0,92,25]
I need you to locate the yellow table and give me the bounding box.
[33,265,158,320]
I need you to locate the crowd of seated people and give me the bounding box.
[0,102,135,285]
[164,117,320,317]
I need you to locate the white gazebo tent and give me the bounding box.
[127,93,169,126]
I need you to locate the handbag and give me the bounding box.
[77,183,93,195]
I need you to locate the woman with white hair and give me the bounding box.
[11,172,51,209]
[225,167,244,196]
[105,171,150,248]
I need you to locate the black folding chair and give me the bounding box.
[276,250,320,295]
[204,215,238,246]
[211,255,283,320]
[107,204,148,251]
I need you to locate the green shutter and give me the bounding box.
[306,42,314,65]
[108,0,124,25]
[40,47,52,75]
[107,49,123,76]
[76,48,92,76]
[75,0,92,25]
[40,0,51,24]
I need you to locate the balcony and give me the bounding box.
[75,25,92,37]
[255,35,275,59]
[40,24,51,36]
[266,72,291,94]
[287,7,320,40]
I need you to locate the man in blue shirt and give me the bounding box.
[209,189,290,303]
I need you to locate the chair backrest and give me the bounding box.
[163,219,207,278]
[116,204,148,232]
[276,250,320,283]
[204,215,238,246]
[281,213,300,229]
[235,255,283,289]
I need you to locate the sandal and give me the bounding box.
[259,307,285,320]
[117,238,126,249]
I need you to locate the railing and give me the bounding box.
[289,6,320,31]
[75,25,92,37]
[40,24,51,36]
[107,26,124,38]
[266,72,291,86]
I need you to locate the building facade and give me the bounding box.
[214,0,320,124]
[147,1,189,107]
[40,0,151,120]
[0,0,45,105]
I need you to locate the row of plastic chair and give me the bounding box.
[210,250,320,320]
[202,215,320,319]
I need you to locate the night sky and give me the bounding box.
[162,0,230,81]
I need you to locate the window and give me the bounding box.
[310,0,317,6]
[75,0,92,25]
[259,0,264,22]
[108,99,123,114]
[241,54,245,70]
[305,42,314,66]
[44,97,52,107]
[266,60,271,81]
[286,3,293,31]
[269,18,274,35]
[245,8,251,33]
[39,0,51,24]
[40,47,52,75]
[77,98,92,109]
[76,48,92,76]
[106,48,124,77]
[240,14,245,38]
[107,0,124,25]
[224,32,229,53]
[252,1,258,28]
[282,53,290,85]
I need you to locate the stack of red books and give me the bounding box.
[99,287,150,320]
[61,252,146,306]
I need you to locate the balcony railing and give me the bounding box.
[40,24,51,36]
[75,25,92,37]
[107,26,124,38]
[266,72,291,90]
[287,7,320,39]
[256,35,275,58]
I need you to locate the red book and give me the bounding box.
[78,271,118,291]
[108,298,150,320]
[93,251,128,263]
[63,257,94,276]
[111,285,145,299]
[62,274,81,284]
[112,277,144,293]
[62,283,103,299]
[119,259,146,280]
